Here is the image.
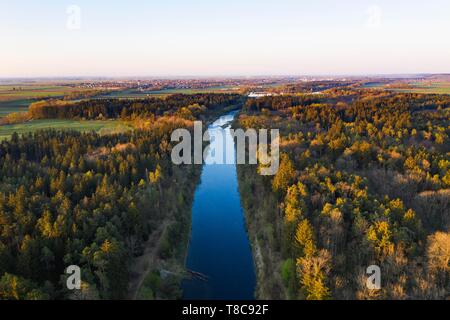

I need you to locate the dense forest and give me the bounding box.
[1,88,448,300]
[0,94,241,299]
[29,94,243,120]
[237,90,450,299]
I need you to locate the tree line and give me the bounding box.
[29,94,243,120]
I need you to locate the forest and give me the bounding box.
[0,87,448,300]
[0,93,241,299]
[28,94,243,120]
[237,89,450,299]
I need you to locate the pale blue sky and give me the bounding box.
[1,0,449,77]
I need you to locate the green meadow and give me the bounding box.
[0,84,98,117]
[363,81,450,95]
[0,99,32,117]
[398,82,450,94]
[0,85,70,100]
[0,119,132,141]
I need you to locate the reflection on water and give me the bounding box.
[182,111,256,300]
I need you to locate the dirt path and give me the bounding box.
[127,220,170,300]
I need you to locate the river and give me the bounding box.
[182,111,256,300]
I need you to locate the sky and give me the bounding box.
[1,0,449,77]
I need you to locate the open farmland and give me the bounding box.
[397,82,450,94]
[0,99,32,117]
[362,81,450,94]
[0,83,102,117]
[0,119,131,141]
[0,84,72,100]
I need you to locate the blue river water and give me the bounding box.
[182,111,256,300]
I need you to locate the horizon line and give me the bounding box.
[1,73,449,81]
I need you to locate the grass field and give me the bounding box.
[0,84,75,101]
[395,82,450,94]
[0,99,33,117]
[362,81,450,95]
[0,119,132,141]
[0,84,99,118]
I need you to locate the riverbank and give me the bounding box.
[232,114,288,299]
[236,160,289,300]
[129,164,202,300]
